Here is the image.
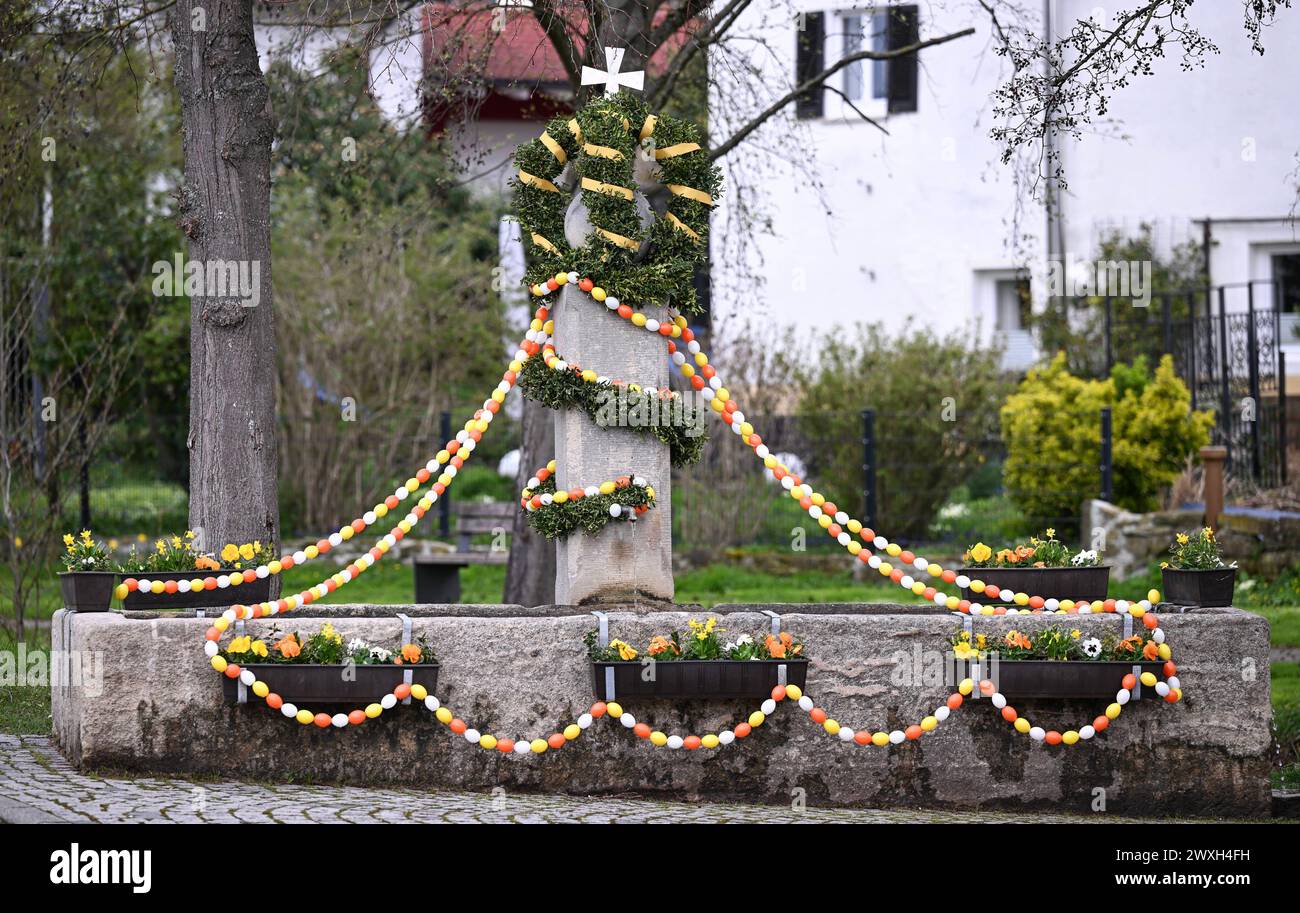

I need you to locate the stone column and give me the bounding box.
[553,282,674,604]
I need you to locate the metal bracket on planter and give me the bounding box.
[1122,612,1140,698]
[196,610,205,619]
[761,609,781,636]
[762,611,788,687]
[591,610,614,702]
[397,613,413,703]
[235,619,248,704]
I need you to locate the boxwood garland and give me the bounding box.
[522,473,656,540]
[512,92,721,317]
[517,350,706,468]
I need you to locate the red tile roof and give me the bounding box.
[422,3,687,89]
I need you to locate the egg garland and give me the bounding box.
[183,241,1181,743]
[520,462,656,539]
[513,92,720,318]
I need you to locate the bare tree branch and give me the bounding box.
[709,28,975,162]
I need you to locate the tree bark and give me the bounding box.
[503,400,556,606]
[171,0,279,558]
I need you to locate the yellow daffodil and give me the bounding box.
[185,530,196,539]
[1045,527,1056,538]
[80,530,92,543]
[1070,629,1081,639]
[976,633,987,649]
[952,641,979,660]
[1176,533,1189,545]
[63,534,74,547]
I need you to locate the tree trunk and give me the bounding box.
[503,401,556,606]
[171,1,279,560]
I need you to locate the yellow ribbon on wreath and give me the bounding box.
[539,132,567,164]
[655,142,701,160]
[666,183,713,206]
[580,176,634,200]
[519,170,562,194]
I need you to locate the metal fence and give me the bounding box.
[1100,280,1290,489]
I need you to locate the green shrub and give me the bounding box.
[795,324,1013,539]
[1001,353,1213,522]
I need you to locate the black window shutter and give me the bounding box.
[886,5,919,114]
[795,12,825,119]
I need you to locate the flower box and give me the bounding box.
[590,659,808,701]
[957,659,1166,699]
[1161,567,1236,608]
[958,566,1111,605]
[58,571,118,612]
[220,662,440,706]
[123,571,272,611]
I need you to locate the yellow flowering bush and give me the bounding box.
[1002,354,1213,521]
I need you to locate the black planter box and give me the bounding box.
[591,659,808,701]
[958,566,1110,605]
[1162,567,1236,608]
[220,662,440,706]
[58,572,118,612]
[123,570,272,611]
[957,659,1166,699]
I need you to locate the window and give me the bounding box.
[841,14,864,100]
[995,277,1032,331]
[795,12,826,119]
[801,6,919,118]
[1274,253,1300,314]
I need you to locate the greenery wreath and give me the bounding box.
[512,92,722,316]
[516,348,706,468]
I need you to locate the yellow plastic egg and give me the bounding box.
[701,734,720,749]
[871,732,889,746]
[785,684,803,701]
[748,711,765,728]
[650,731,668,746]
[296,709,314,725]
[435,706,452,724]
[1106,702,1122,720]
[1062,730,1079,745]
[1140,672,1158,687]
[479,734,497,750]
[564,724,581,741]
[210,655,227,673]
[1014,717,1031,734]
[252,681,269,698]
[959,678,974,695]
[530,738,548,753]
[1147,589,1161,604]
[410,684,427,701]
[823,719,840,735]
[921,716,938,732]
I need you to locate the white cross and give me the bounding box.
[581,46,645,97]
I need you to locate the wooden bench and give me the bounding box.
[412,501,514,603]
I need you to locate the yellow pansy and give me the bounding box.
[239,543,255,561]
[227,635,252,654]
[220,543,240,562]
[251,640,268,658]
[968,542,992,563]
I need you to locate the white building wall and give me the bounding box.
[713,1,1300,370]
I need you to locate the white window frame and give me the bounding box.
[828,8,888,122]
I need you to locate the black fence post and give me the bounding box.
[1218,286,1232,470]
[1103,295,1113,373]
[1247,281,1262,481]
[78,420,90,530]
[438,410,452,539]
[1281,351,1289,486]
[1100,407,1114,503]
[861,408,877,530]
[1161,292,1172,355]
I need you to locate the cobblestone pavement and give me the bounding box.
[1,734,1171,824]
